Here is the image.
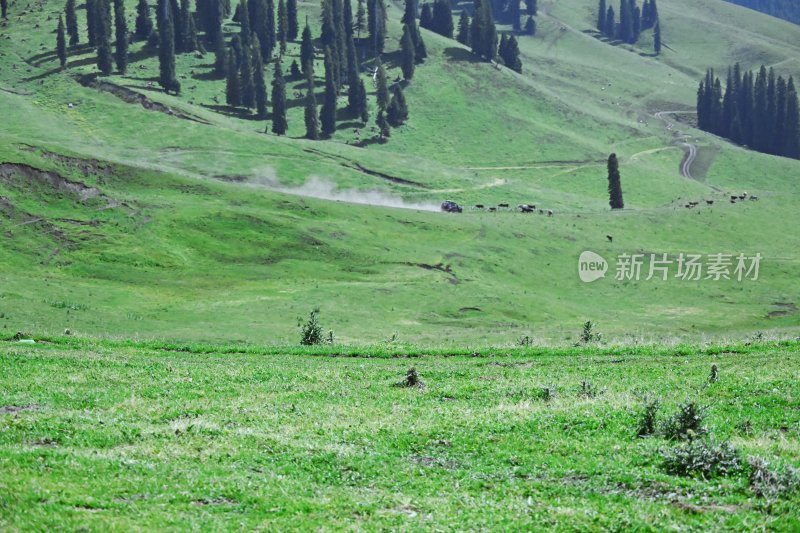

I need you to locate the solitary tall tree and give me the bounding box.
[304,67,320,139]
[287,0,298,40]
[113,0,128,73]
[65,0,79,45]
[271,58,288,133]
[135,0,153,40]
[57,17,68,68]
[607,153,624,209]
[158,0,180,93]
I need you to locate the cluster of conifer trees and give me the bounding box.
[697,64,800,159]
[596,0,660,53]
[455,0,526,72]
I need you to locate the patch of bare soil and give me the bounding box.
[75,75,211,124]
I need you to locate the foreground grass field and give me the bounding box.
[1,337,799,530]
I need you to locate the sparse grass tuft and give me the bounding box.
[748,456,800,499]
[636,395,660,438]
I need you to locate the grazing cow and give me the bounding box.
[738,194,746,200]
[538,209,544,214]
[750,195,759,201]
[499,203,509,208]
[706,200,714,205]
[685,204,693,208]
[547,210,553,217]
[730,195,738,201]
[488,207,497,212]
[689,201,698,206]
[519,204,534,213]
[474,204,485,209]
[730,199,736,203]
[606,235,613,242]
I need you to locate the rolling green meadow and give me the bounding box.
[1,0,800,528]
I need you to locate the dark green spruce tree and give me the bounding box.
[457,11,470,45]
[271,58,288,133]
[239,0,251,44]
[226,49,241,106]
[114,0,128,74]
[400,24,415,80]
[604,6,614,38]
[525,15,535,35]
[181,0,198,52]
[135,0,153,41]
[376,109,390,141]
[1,0,7,19]
[57,17,68,68]
[502,34,521,73]
[784,78,800,159]
[432,0,453,38]
[375,60,389,111]
[367,0,387,55]
[304,66,320,139]
[320,46,338,137]
[386,84,408,126]
[214,30,228,77]
[653,20,660,54]
[65,0,79,45]
[240,42,256,109]
[287,0,298,40]
[607,153,624,209]
[87,0,97,46]
[96,0,114,75]
[158,0,180,93]
[420,3,433,30]
[253,38,268,118]
[355,0,366,38]
[300,24,314,74]
[357,79,368,123]
[597,0,606,32]
[277,0,288,53]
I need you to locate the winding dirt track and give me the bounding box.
[654,111,698,179]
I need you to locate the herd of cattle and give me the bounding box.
[681,191,758,209]
[441,201,554,216]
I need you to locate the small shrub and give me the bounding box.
[298,308,327,346]
[396,366,424,388]
[578,380,602,398]
[748,456,800,499]
[662,440,742,478]
[517,335,534,347]
[579,321,602,344]
[537,385,557,402]
[636,396,660,438]
[708,364,719,383]
[661,400,707,441]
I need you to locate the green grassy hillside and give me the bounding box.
[1,338,799,529]
[0,0,799,344]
